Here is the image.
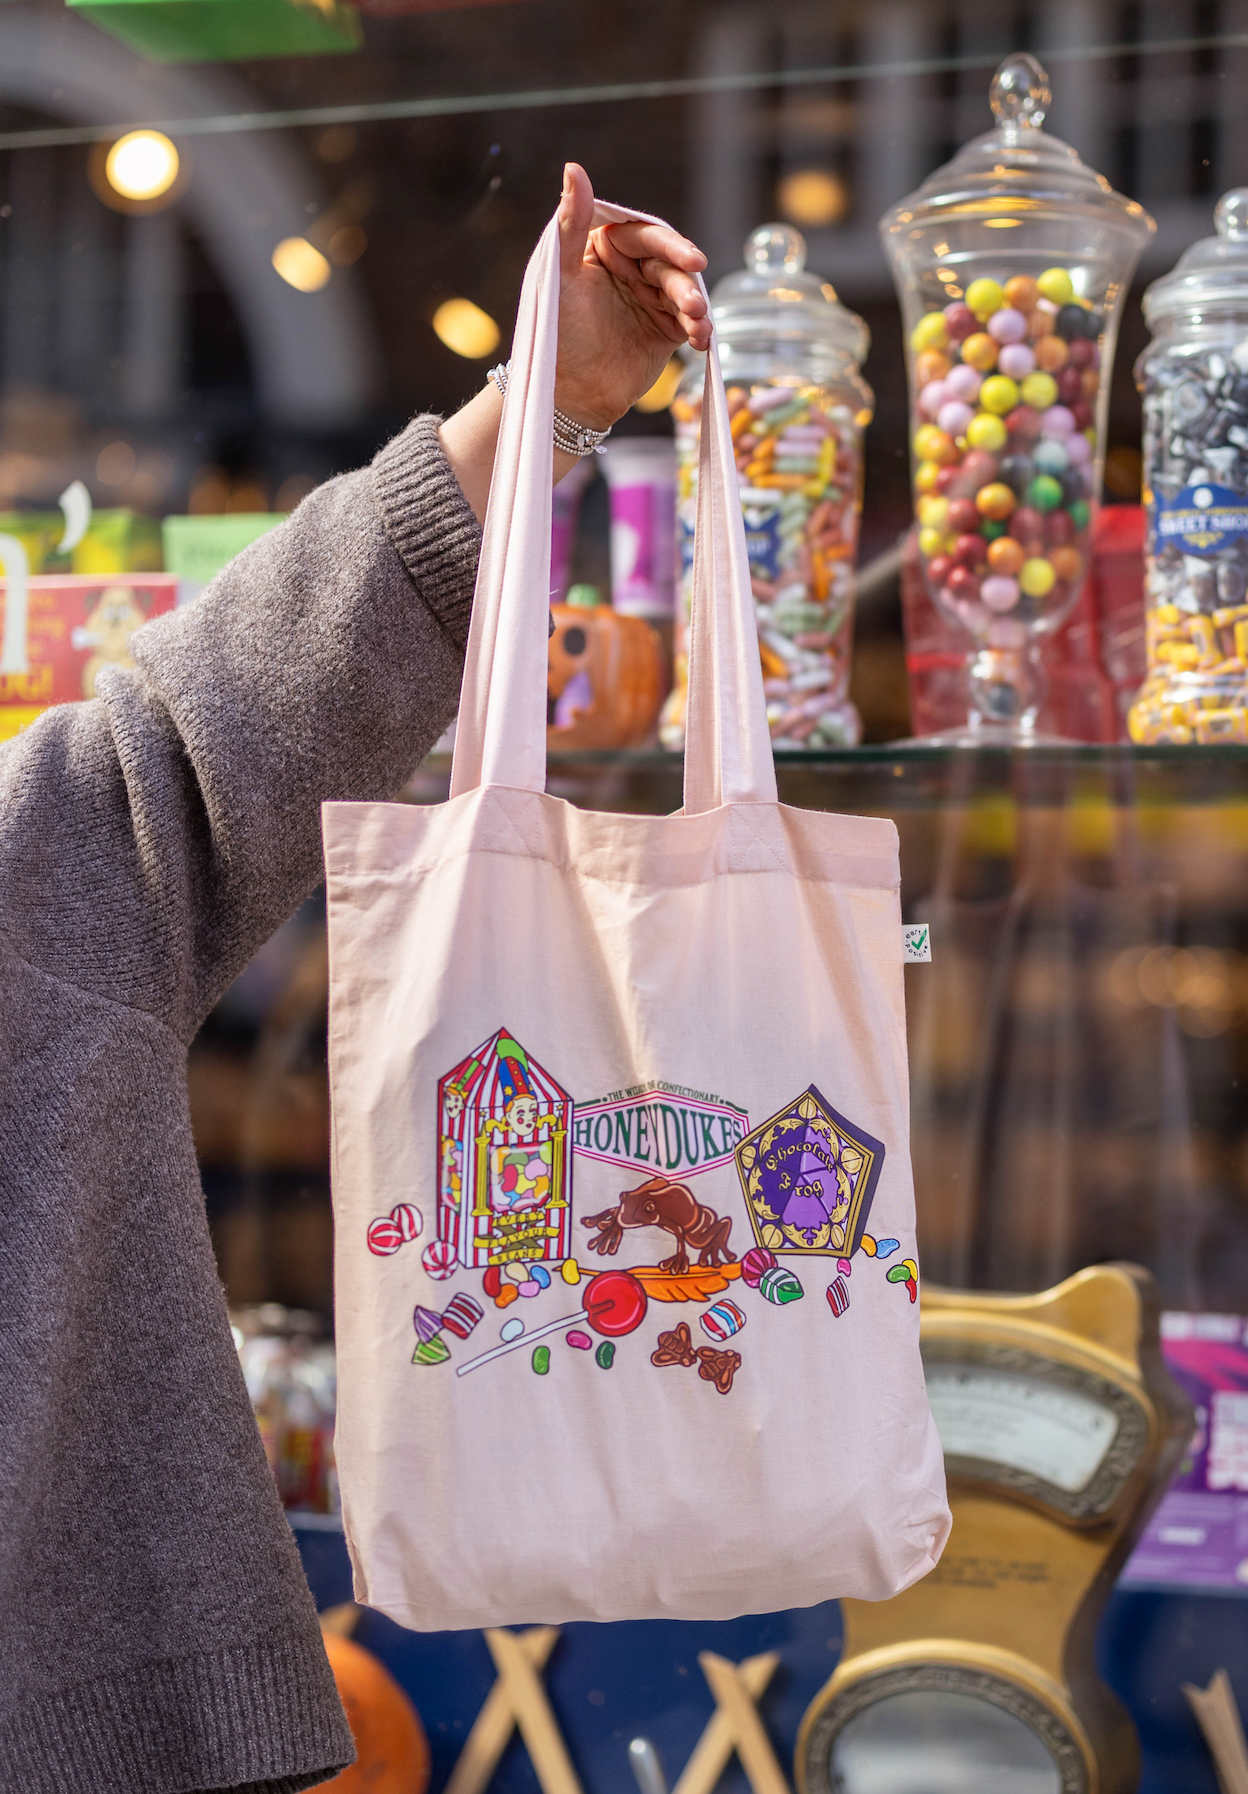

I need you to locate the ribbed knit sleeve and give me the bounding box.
[0,414,479,1040]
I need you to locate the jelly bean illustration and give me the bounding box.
[532,1345,551,1375]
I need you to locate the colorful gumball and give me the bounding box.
[1033,335,1069,372]
[961,332,1000,372]
[981,576,1020,613]
[945,363,983,401]
[1036,267,1074,305]
[942,302,978,342]
[915,349,953,386]
[1004,275,1039,313]
[965,414,1007,453]
[975,482,1016,521]
[987,535,1026,575]
[1020,557,1057,598]
[987,307,1027,343]
[997,343,1035,381]
[910,311,949,352]
[965,277,1004,319]
[1020,371,1058,411]
[979,375,1020,415]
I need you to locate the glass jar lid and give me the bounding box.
[707,223,869,362]
[1143,189,1248,322]
[880,52,1154,243]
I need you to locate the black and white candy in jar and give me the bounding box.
[1131,190,1248,743]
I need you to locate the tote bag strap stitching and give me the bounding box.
[729,804,791,876]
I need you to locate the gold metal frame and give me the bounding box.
[795,1265,1192,1794]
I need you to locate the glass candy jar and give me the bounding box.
[662,224,873,751]
[881,53,1154,742]
[1129,190,1248,744]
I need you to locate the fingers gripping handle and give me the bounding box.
[449,201,777,813]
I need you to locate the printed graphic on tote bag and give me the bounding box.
[368,1038,917,1391]
[735,1085,884,1257]
[434,1029,573,1271]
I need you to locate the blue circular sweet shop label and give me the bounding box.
[1154,483,1248,557]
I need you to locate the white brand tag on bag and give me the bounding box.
[903,924,932,963]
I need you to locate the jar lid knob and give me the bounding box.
[743,223,806,275]
[989,52,1050,131]
[1215,188,1248,240]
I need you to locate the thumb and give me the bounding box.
[557,162,594,277]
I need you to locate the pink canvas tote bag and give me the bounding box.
[323,201,949,1631]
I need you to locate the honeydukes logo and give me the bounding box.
[573,1082,748,1179]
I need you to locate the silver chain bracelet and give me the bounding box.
[486,362,612,457]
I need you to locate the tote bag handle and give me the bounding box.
[449,201,777,816]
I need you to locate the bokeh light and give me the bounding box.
[105,131,180,203]
[777,168,850,229]
[432,298,501,359]
[272,238,332,293]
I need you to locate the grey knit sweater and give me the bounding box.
[0,417,479,1792]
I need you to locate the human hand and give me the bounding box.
[553,163,711,432]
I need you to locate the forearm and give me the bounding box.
[438,382,584,523]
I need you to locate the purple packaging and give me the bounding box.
[550,458,594,605]
[1121,1312,1248,1592]
[601,439,676,619]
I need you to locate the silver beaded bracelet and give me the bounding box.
[486,361,612,457]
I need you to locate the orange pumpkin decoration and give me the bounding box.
[548,600,666,750]
[312,1632,430,1794]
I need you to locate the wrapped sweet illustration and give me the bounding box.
[435,1029,573,1270]
[734,1085,884,1257]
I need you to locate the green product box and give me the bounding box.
[162,514,284,589]
[0,513,67,575]
[66,0,362,63]
[0,509,163,575]
[75,509,164,575]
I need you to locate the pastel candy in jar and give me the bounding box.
[881,51,1154,736]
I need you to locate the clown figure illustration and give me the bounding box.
[490,1042,552,1212]
[434,1028,574,1268]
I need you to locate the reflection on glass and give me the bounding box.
[830,1690,1061,1794]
